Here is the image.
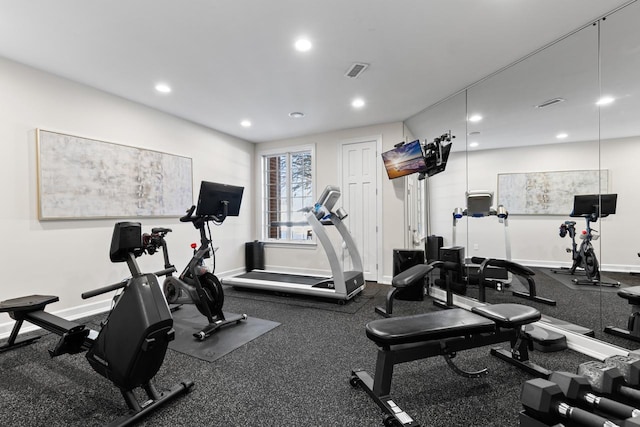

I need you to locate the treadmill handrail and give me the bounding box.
[305,209,363,295]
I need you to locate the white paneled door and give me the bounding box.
[341,137,379,281]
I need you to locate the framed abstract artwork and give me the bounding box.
[37,129,193,220]
[497,169,609,215]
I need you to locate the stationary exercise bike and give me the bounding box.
[554,194,620,287]
[0,222,194,426]
[155,180,247,341]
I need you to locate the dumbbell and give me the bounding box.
[579,361,640,403]
[549,371,640,419]
[605,355,640,386]
[521,378,620,427]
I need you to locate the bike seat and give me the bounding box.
[151,227,172,234]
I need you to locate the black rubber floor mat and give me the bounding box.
[169,304,280,362]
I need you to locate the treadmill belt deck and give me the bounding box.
[236,271,329,286]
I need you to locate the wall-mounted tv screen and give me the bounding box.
[381,140,426,179]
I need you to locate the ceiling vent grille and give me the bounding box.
[345,62,369,79]
[535,97,565,108]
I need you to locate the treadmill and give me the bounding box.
[221,186,366,301]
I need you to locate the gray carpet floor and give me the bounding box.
[0,274,637,427]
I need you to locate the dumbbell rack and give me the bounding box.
[520,356,640,427]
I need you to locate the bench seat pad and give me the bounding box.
[366,308,495,346]
[471,303,540,328]
[0,295,59,313]
[391,264,433,288]
[617,286,640,302]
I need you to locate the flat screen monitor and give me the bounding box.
[381,140,427,179]
[195,181,244,218]
[424,142,452,177]
[571,193,617,217]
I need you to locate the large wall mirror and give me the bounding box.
[464,21,601,331]
[405,1,640,348]
[599,1,640,349]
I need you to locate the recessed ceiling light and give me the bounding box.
[469,142,479,148]
[294,38,312,52]
[468,114,483,122]
[556,132,568,139]
[351,98,365,108]
[468,131,481,136]
[155,83,172,93]
[596,96,615,106]
[289,112,305,118]
[240,120,252,128]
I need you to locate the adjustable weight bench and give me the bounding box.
[351,303,551,427]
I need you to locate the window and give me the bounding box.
[261,146,314,242]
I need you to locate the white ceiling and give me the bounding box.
[406,0,640,152]
[0,0,632,143]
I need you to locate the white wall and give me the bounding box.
[600,135,640,271]
[0,56,254,334]
[428,137,639,272]
[254,122,406,283]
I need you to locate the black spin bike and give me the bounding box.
[144,181,247,341]
[554,194,619,287]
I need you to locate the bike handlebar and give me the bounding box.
[81,279,128,300]
[180,205,196,222]
[179,204,227,226]
[154,266,176,277]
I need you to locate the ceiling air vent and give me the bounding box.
[345,62,369,79]
[535,97,565,108]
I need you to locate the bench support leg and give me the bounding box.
[350,369,420,427]
[490,331,551,378]
[604,304,640,342]
[373,348,395,396]
[603,326,640,342]
[375,288,399,318]
[0,319,42,353]
[511,276,557,306]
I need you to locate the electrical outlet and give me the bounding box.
[473,244,479,251]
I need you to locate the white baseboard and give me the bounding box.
[0,298,112,340]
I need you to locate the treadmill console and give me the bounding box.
[317,185,341,212]
[466,190,493,217]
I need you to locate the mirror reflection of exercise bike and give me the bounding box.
[554,194,620,287]
[153,181,248,341]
